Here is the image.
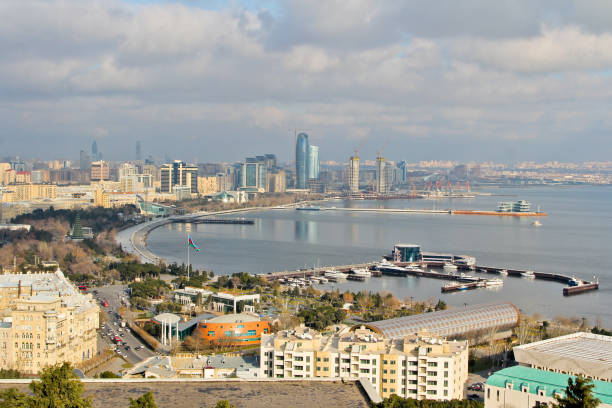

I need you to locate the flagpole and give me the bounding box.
[187,234,190,280]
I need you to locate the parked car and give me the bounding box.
[468,394,481,400]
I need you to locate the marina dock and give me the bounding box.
[172,218,254,225]
[262,261,599,297]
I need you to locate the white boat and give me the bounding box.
[521,270,535,278]
[443,263,458,272]
[498,269,508,276]
[532,220,542,227]
[405,265,425,273]
[351,268,371,278]
[485,278,504,287]
[458,273,479,282]
[376,261,409,275]
[325,270,348,280]
[317,276,328,283]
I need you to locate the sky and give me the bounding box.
[2,0,612,164]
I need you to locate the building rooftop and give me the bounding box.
[513,332,612,381]
[152,313,181,325]
[487,366,612,405]
[207,313,260,324]
[359,302,519,339]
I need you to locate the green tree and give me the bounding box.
[0,369,21,379]
[213,400,235,408]
[554,376,600,408]
[29,363,92,408]
[0,363,91,408]
[0,388,29,408]
[129,392,157,408]
[98,371,120,379]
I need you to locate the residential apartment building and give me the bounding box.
[261,326,468,401]
[0,270,99,374]
[0,184,57,203]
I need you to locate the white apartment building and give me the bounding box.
[261,326,468,401]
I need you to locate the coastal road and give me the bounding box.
[94,285,155,365]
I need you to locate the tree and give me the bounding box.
[0,388,29,408]
[0,363,92,408]
[129,392,158,408]
[553,376,600,408]
[29,363,92,408]
[213,401,235,408]
[98,371,120,379]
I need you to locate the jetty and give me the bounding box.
[172,218,254,225]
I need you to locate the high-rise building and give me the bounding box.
[307,145,319,180]
[79,150,91,171]
[376,155,389,194]
[90,161,110,181]
[160,161,198,194]
[240,157,267,192]
[91,140,98,161]
[295,133,309,189]
[261,326,469,401]
[349,155,360,193]
[268,170,286,193]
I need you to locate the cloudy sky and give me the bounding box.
[2,0,612,163]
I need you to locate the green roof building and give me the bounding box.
[485,366,612,408]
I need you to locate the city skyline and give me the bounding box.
[2,1,612,162]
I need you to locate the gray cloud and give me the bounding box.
[1,0,612,162]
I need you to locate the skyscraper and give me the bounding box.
[79,150,90,171]
[349,155,360,193]
[160,160,198,193]
[295,132,309,189]
[376,155,390,194]
[91,140,98,161]
[307,145,320,180]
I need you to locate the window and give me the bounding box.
[323,357,329,362]
[383,369,387,374]
[390,370,396,374]
[207,331,215,337]
[497,390,500,402]
[247,330,257,336]
[444,390,448,396]
[427,362,437,367]
[444,381,448,387]
[444,371,448,378]
[487,389,490,399]
[317,357,321,362]
[323,367,329,371]
[444,362,449,368]
[427,390,436,395]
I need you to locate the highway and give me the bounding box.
[93,284,155,365]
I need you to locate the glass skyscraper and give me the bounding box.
[307,145,319,180]
[295,132,309,189]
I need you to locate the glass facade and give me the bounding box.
[393,245,421,262]
[308,145,319,179]
[295,132,309,189]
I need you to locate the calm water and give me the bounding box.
[147,186,612,326]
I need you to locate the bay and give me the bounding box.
[146,186,612,326]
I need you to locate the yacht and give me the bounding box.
[443,263,458,272]
[498,269,508,276]
[457,273,479,282]
[317,276,328,284]
[532,220,543,227]
[325,270,347,281]
[351,268,372,278]
[405,265,425,273]
[485,278,504,287]
[521,270,536,279]
[376,261,409,276]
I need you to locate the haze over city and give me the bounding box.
[3,0,612,162]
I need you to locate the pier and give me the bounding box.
[262,261,599,297]
[172,218,254,225]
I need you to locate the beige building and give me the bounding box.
[268,171,287,193]
[261,326,468,401]
[197,176,219,196]
[0,270,99,374]
[0,184,57,203]
[90,161,110,181]
[94,189,110,208]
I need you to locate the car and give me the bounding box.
[468,394,481,400]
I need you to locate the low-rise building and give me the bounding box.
[197,313,270,347]
[261,326,468,401]
[512,332,612,383]
[485,366,612,408]
[210,292,260,313]
[0,269,99,374]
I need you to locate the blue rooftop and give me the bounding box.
[487,366,612,405]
